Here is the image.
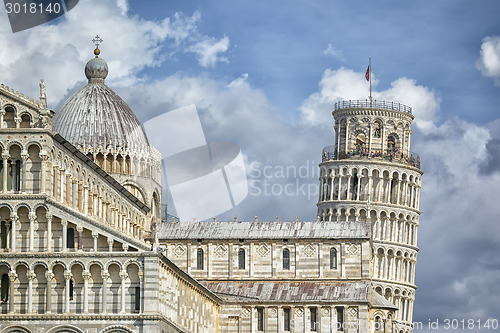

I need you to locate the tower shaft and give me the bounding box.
[318,99,423,331]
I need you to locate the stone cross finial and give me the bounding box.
[92,35,103,48]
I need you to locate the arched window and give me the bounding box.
[67,227,75,249]
[375,316,382,331]
[330,248,338,269]
[238,248,245,269]
[1,273,9,302]
[197,248,204,270]
[1,222,8,249]
[387,135,396,153]
[283,248,290,270]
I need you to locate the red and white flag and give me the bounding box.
[365,65,370,81]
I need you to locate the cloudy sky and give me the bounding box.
[1,0,500,330]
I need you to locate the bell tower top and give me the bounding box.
[324,99,420,169]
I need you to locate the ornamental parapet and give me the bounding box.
[334,99,412,114]
[322,145,421,169]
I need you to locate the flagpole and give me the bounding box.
[369,57,372,106]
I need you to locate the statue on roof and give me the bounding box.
[39,79,46,98]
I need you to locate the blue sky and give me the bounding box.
[1,0,500,330]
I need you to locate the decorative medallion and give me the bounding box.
[242,307,251,317]
[173,245,185,257]
[295,307,304,316]
[215,244,227,258]
[269,307,278,318]
[348,244,359,255]
[349,307,358,317]
[303,244,316,257]
[322,307,330,316]
[257,244,270,257]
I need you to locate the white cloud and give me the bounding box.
[187,35,230,68]
[300,67,371,127]
[323,43,344,61]
[0,0,227,107]
[476,35,500,85]
[377,77,440,133]
[299,67,439,133]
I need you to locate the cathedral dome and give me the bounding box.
[53,51,149,149]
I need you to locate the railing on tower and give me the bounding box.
[334,99,412,114]
[322,145,421,169]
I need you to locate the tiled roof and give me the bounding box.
[202,281,370,303]
[158,221,370,240]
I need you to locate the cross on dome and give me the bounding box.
[92,35,103,48]
[92,35,103,57]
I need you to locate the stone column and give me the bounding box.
[64,271,72,313]
[45,271,54,313]
[0,110,4,128]
[82,271,91,313]
[71,178,78,209]
[76,226,83,251]
[47,215,52,252]
[83,186,89,215]
[367,176,373,201]
[92,232,99,251]
[29,211,36,251]
[10,214,18,252]
[59,169,65,202]
[52,165,59,198]
[346,175,352,200]
[337,176,342,200]
[101,271,110,313]
[120,270,128,313]
[14,117,21,129]
[108,238,114,252]
[356,175,362,201]
[61,220,68,252]
[21,152,28,193]
[2,154,9,193]
[27,271,35,313]
[8,271,17,313]
[40,154,48,194]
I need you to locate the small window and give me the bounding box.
[330,247,338,269]
[257,307,264,331]
[67,227,75,249]
[197,248,204,270]
[238,248,245,269]
[283,248,290,270]
[135,286,141,312]
[1,274,9,302]
[310,307,317,331]
[284,308,291,331]
[336,307,344,331]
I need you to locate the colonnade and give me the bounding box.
[318,168,421,210]
[373,252,416,285]
[50,163,146,239]
[0,261,142,315]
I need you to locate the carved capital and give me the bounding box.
[45,272,54,281]
[8,272,17,282]
[27,271,36,281]
[82,271,91,280]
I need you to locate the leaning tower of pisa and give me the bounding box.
[317,99,423,332]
